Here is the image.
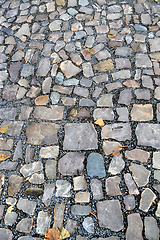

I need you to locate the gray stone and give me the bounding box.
[79,98,95,107]
[9,62,21,82]
[49,20,62,31]
[8,175,23,196]
[112,70,131,81]
[45,160,57,179]
[135,89,150,100]
[102,123,131,141]
[129,163,150,187]
[153,152,160,169]
[71,205,91,215]
[90,179,103,200]
[26,122,60,145]
[0,228,13,240]
[63,123,98,150]
[154,170,160,181]
[135,54,152,68]
[59,152,84,176]
[97,94,113,107]
[139,188,156,212]
[124,173,139,195]
[149,38,160,52]
[0,107,17,120]
[136,123,160,149]
[115,58,131,69]
[42,77,52,94]
[118,89,131,106]
[155,201,160,217]
[115,47,132,56]
[93,74,108,84]
[73,176,87,191]
[39,146,59,159]
[17,198,36,215]
[4,212,17,226]
[144,217,159,240]
[142,75,154,90]
[96,200,124,232]
[36,58,50,76]
[124,195,135,210]
[93,108,114,121]
[134,24,147,32]
[20,161,43,178]
[29,173,44,184]
[0,161,18,171]
[108,154,125,175]
[0,205,5,220]
[36,211,51,235]
[83,217,94,234]
[65,218,78,236]
[117,107,129,121]
[106,176,122,196]
[25,147,34,163]
[60,60,81,78]
[16,218,33,233]
[21,64,34,77]
[53,203,65,229]
[42,183,55,207]
[126,213,143,240]
[50,92,60,104]
[0,121,23,137]
[56,180,71,197]
[13,140,22,161]
[87,153,106,178]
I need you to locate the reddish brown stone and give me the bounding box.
[125,149,150,163]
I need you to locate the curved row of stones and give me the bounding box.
[0,0,160,239]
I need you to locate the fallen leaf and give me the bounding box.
[59,228,70,240]
[0,153,10,161]
[151,200,156,204]
[70,108,77,117]
[108,33,116,38]
[90,212,98,220]
[7,205,14,213]
[0,125,9,133]
[112,148,121,156]
[44,228,60,240]
[94,118,104,127]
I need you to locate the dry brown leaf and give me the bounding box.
[0,153,10,161]
[112,148,121,156]
[94,118,105,127]
[108,33,117,38]
[0,125,9,133]
[44,228,60,240]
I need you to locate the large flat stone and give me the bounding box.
[126,213,143,240]
[63,123,98,150]
[26,122,60,145]
[96,200,124,232]
[33,106,64,120]
[136,123,160,149]
[60,60,81,78]
[101,123,131,141]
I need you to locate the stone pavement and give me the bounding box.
[0,0,160,239]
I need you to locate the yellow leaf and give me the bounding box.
[94,118,105,127]
[70,109,77,117]
[59,228,70,240]
[0,153,10,161]
[0,125,9,133]
[7,205,14,213]
[112,148,120,156]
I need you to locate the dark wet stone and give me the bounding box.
[63,123,98,150]
[53,203,65,229]
[67,108,91,120]
[0,228,13,240]
[124,173,139,195]
[126,213,143,240]
[144,217,159,240]
[0,161,18,171]
[0,107,17,120]
[124,195,135,210]
[24,187,43,197]
[129,163,150,187]
[17,198,37,215]
[71,205,91,215]
[136,123,160,149]
[106,176,122,196]
[9,62,21,82]
[42,183,55,207]
[118,89,132,106]
[3,85,18,101]
[82,217,94,234]
[65,218,78,236]
[96,200,124,232]
[102,123,131,141]
[90,179,103,200]
[87,153,106,178]
[26,122,60,145]
[8,175,23,196]
[16,218,33,233]
[59,152,84,176]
